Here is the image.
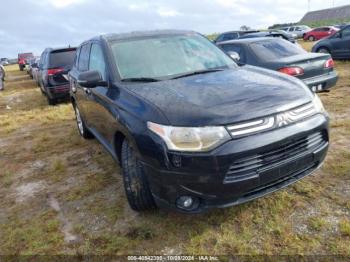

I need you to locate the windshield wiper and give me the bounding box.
[171,68,225,79]
[121,77,161,82]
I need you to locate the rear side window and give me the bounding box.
[48,49,76,68]
[251,39,306,61]
[78,44,91,72]
[221,44,246,63]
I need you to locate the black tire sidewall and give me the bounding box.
[121,140,156,211]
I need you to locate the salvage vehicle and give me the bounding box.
[18,52,34,71]
[312,25,350,59]
[213,30,259,43]
[280,25,311,39]
[239,30,297,44]
[218,38,338,92]
[69,30,329,213]
[38,47,76,105]
[303,26,339,41]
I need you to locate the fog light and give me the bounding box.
[172,155,182,167]
[176,196,194,209]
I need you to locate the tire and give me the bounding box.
[73,104,94,139]
[317,47,330,54]
[308,35,315,41]
[47,96,57,106]
[121,139,156,211]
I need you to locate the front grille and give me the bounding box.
[226,103,316,138]
[224,131,326,183]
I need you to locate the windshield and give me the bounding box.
[251,39,306,61]
[48,49,76,68]
[110,34,236,80]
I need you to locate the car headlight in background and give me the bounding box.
[147,122,231,152]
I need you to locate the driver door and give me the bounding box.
[331,26,350,58]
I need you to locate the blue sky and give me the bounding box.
[0,0,349,57]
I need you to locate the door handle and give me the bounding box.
[84,87,91,95]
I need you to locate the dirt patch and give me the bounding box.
[14,181,46,202]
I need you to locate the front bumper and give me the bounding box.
[303,71,338,92]
[142,114,329,213]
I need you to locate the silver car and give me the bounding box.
[280,25,311,38]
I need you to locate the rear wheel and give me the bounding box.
[73,104,94,139]
[47,96,56,106]
[308,35,315,41]
[317,47,330,54]
[121,139,156,212]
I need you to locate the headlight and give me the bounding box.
[313,94,325,113]
[147,122,231,152]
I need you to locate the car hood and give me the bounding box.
[123,66,313,126]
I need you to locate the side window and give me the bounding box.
[78,43,91,72]
[89,43,106,80]
[222,33,238,41]
[221,44,246,63]
[216,34,225,42]
[342,27,350,38]
[290,27,295,32]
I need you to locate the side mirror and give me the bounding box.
[78,70,107,88]
[227,51,240,62]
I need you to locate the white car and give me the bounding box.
[280,25,312,38]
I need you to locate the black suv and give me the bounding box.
[69,30,329,213]
[38,47,77,105]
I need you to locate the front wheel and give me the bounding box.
[317,48,330,54]
[121,139,156,212]
[73,104,94,139]
[308,35,315,41]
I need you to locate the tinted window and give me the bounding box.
[342,27,350,38]
[222,33,238,41]
[251,39,306,61]
[221,44,246,62]
[111,34,236,79]
[48,49,76,68]
[78,44,91,71]
[89,43,106,80]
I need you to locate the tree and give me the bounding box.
[240,25,251,31]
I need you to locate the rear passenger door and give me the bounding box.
[86,42,117,144]
[71,43,91,122]
[331,26,350,58]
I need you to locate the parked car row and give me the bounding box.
[214,30,297,44]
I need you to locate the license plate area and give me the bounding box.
[259,154,314,185]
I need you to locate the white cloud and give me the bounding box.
[157,7,181,17]
[49,0,86,8]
